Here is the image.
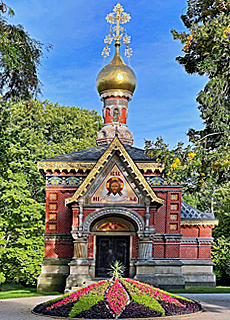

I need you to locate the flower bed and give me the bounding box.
[105,280,129,316]
[33,278,202,318]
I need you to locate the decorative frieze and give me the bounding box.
[38,161,95,173]
[46,175,86,186]
[197,237,214,244]
[144,175,181,186]
[181,220,218,226]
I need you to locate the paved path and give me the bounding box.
[0,294,230,320]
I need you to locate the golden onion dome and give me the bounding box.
[96,43,136,95]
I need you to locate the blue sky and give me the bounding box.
[7,0,207,149]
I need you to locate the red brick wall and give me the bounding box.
[198,244,211,259]
[45,190,74,233]
[199,225,212,237]
[88,235,94,258]
[83,208,96,220]
[180,225,213,259]
[181,226,199,237]
[44,241,73,258]
[180,245,198,259]
[165,244,180,258]
[44,189,74,259]
[154,191,167,233]
[132,235,138,259]
[153,240,165,258]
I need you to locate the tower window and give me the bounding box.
[113,108,119,122]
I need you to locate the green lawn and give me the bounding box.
[170,286,230,294]
[1,283,230,299]
[0,283,60,299]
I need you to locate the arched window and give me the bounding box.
[113,108,119,122]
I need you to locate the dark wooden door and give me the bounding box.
[95,236,129,278]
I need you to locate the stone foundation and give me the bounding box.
[37,258,71,292]
[182,259,216,287]
[135,259,185,289]
[65,259,92,290]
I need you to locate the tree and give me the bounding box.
[0,2,52,100]
[0,99,102,285]
[145,0,230,283]
[171,0,230,150]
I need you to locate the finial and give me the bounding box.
[101,3,133,59]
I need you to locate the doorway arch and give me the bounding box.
[83,207,144,278]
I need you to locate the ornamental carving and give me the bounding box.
[82,207,145,233]
[38,161,95,173]
[181,220,218,226]
[46,175,86,186]
[137,163,165,173]
[100,90,133,101]
[138,240,152,260]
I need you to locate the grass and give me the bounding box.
[169,286,230,294]
[0,283,60,299]
[1,283,230,299]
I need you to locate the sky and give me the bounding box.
[6,0,207,149]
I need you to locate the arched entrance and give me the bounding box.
[91,216,136,278]
[82,207,145,278]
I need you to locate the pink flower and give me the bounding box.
[105,280,128,316]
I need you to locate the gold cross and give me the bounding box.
[102,3,132,59]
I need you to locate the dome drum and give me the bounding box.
[99,90,133,101]
[96,125,133,146]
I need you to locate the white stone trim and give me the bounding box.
[82,207,145,233]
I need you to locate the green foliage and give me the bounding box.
[171,0,230,282]
[68,295,103,318]
[0,99,102,285]
[0,3,52,100]
[0,283,59,299]
[131,295,165,316]
[212,236,230,281]
[0,10,51,101]
[145,0,230,283]
[108,260,126,279]
[171,0,230,156]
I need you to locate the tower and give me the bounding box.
[96,3,136,146]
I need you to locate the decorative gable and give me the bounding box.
[65,136,164,206]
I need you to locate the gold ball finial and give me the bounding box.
[97,3,136,96]
[96,43,136,95]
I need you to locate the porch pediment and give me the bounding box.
[65,137,164,206]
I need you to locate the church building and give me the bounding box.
[37,4,218,293]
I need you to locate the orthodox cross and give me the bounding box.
[102,3,133,59]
